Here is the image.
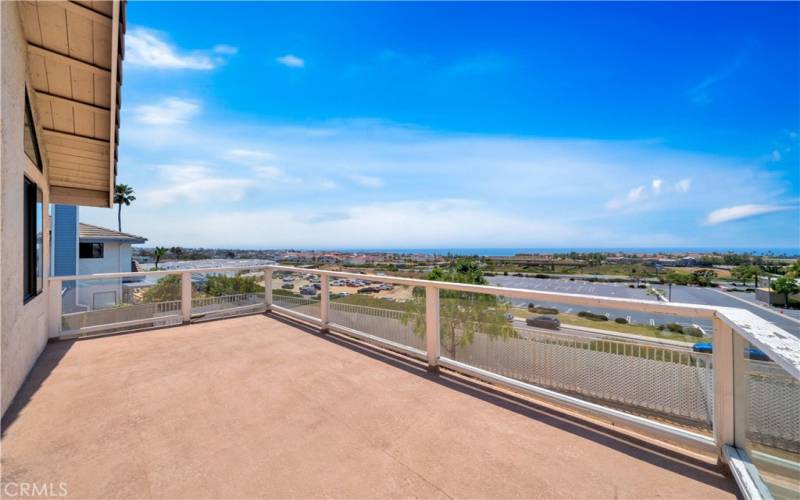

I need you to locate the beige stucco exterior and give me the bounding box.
[1,0,52,416]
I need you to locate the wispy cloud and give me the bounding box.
[675,178,692,193]
[605,178,673,210]
[277,54,305,68]
[689,47,750,105]
[142,165,256,207]
[126,27,236,70]
[213,45,238,55]
[133,97,200,125]
[706,204,793,225]
[349,174,384,189]
[223,148,277,163]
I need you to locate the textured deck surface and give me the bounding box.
[1,314,737,498]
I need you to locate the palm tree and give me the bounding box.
[154,246,167,270]
[114,184,136,232]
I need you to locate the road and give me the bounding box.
[656,285,800,337]
[510,319,694,351]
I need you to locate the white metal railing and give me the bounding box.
[48,264,800,499]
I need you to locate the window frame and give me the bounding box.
[23,90,43,172]
[79,242,105,259]
[23,177,43,303]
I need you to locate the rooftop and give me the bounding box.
[1,314,737,498]
[79,222,148,243]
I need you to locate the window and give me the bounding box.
[79,243,104,259]
[24,91,42,171]
[23,178,43,302]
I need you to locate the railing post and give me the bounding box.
[425,285,440,372]
[181,272,192,324]
[48,278,63,338]
[320,274,330,332]
[712,315,735,460]
[264,269,273,312]
[731,331,749,449]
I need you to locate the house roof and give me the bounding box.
[79,223,147,244]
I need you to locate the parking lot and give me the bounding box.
[487,275,712,333]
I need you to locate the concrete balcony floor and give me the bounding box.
[1,314,737,498]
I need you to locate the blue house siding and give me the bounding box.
[52,205,77,277]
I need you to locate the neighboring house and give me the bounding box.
[0,1,125,415]
[52,205,147,311]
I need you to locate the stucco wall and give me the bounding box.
[1,2,52,416]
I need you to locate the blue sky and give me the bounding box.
[82,1,800,249]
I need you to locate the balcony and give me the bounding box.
[3,265,799,498]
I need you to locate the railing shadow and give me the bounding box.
[1,339,75,437]
[267,312,738,495]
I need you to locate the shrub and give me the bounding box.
[683,326,704,337]
[578,311,608,321]
[142,275,182,302]
[614,317,628,324]
[658,323,685,333]
[534,274,552,279]
[529,306,559,315]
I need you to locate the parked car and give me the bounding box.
[692,342,771,362]
[525,315,560,330]
[300,286,317,295]
[358,286,379,294]
[281,283,294,290]
[312,283,321,290]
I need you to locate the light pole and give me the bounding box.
[668,282,672,301]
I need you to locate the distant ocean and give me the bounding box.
[316,247,800,257]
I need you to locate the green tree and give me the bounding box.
[732,264,759,288]
[113,184,135,232]
[153,246,167,270]
[141,275,182,302]
[771,276,800,306]
[691,269,717,287]
[170,246,184,260]
[402,258,516,358]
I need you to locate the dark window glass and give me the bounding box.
[79,243,104,259]
[24,91,42,171]
[23,178,43,302]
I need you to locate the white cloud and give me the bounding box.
[108,115,796,247]
[628,186,645,201]
[133,98,200,125]
[277,54,305,68]
[349,174,384,189]
[706,204,793,225]
[126,27,234,70]
[651,178,663,194]
[213,44,238,55]
[141,164,256,207]
[224,148,277,163]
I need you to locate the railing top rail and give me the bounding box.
[49,263,799,376]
